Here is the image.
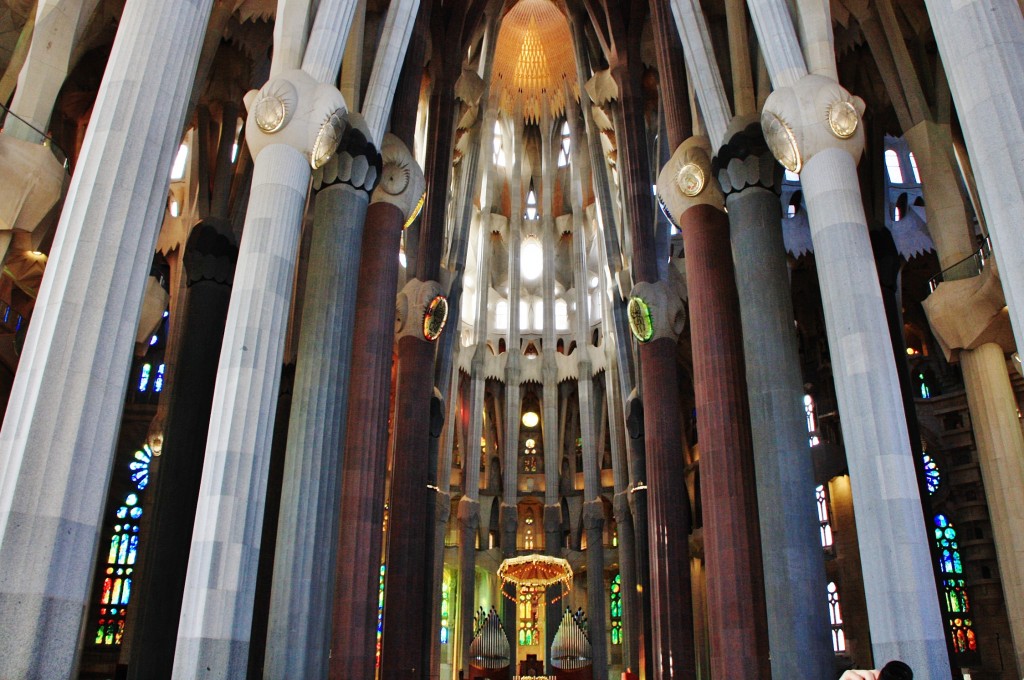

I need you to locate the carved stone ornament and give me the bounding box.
[656,136,724,228]
[372,133,426,229]
[628,280,686,343]
[312,112,382,195]
[242,69,348,164]
[183,220,237,287]
[712,114,783,196]
[760,74,866,174]
[582,499,605,531]
[395,278,445,341]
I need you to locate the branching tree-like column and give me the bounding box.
[264,114,381,679]
[0,0,213,675]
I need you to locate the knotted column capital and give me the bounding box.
[183,220,237,287]
[395,278,448,343]
[582,498,605,532]
[458,496,481,529]
[627,279,686,344]
[371,133,425,226]
[243,69,348,166]
[761,73,866,174]
[543,504,563,535]
[312,112,381,196]
[657,136,724,229]
[713,115,783,197]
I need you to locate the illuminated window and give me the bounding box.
[520,299,529,331]
[440,570,451,644]
[495,300,509,330]
[555,299,569,331]
[885,149,904,184]
[827,582,846,653]
[610,573,623,645]
[93,445,151,646]
[518,586,542,646]
[493,121,507,166]
[525,187,538,220]
[558,121,571,167]
[908,152,921,183]
[894,205,902,222]
[522,238,543,281]
[138,363,151,392]
[804,394,820,446]
[816,485,834,549]
[923,453,941,495]
[170,143,189,180]
[934,514,978,654]
[784,168,800,182]
[377,564,386,667]
[919,372,931,399]
[532,300,544,331]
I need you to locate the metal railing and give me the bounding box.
[928,237,992,292]
[0,102,70,171]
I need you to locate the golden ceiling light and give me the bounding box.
[493,0,579,123]
[522,411,540,428]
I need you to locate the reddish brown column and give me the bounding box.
[329,199,404,679]
[681,203,769,679]
[380,288,442,678]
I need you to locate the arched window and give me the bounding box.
[440,570,452,644]
[934,514,978,654]
[555,299,569,331]
[923,453,941,495]
[525,185,538,220]
[908,151,921,183]
[804,394,820,446]
[885,149,905,184]
[518,586,542,645]
[93,444,153,646]
[495,299,509,330]
[533,300,544,331]
[816,485,834,550]
[610,573,623,645]
[521,238,543,281]
[558,121,571,167]
[493,120,507,166]
[827,581,846,653]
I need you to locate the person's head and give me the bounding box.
[878,660,913,680]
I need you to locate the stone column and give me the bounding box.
[127,222,237,680]
[0,0,213,675]
[657,137,770,679]
[715,116,833,678]
[761,72,949,675]
[173,67,349,676]
[329,134,423,679]
[922,0,1024,351]
[264,116,380,679]
[380,278,448,679]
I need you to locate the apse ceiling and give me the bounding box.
[493,0,579,123]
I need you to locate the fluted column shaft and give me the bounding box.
[329,199,405,678]
[682,203,770,679]
[720,124,833,678]
[128,224,237,680]
[800,148,949,675]
[173,144,310,678]
[922,0,1024,352]
[381,332,438,678]
[265,178,371,678]
[0,0,212,675]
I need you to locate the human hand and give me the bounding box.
[840,671,880,680]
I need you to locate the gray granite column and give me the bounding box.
[264,116,380,679]
[715,116,833,679]
[922,0,1024,351]
[0,0,212,675]
[762,73,949,675]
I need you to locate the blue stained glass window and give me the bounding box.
[932,514,978,653]
[923,454,941,494]
[154,364,165,392]
[138,364,151,392]
[130,446,152,490]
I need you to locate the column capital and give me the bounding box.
[761,73,865,174]
[656,136,725,229]
[713,115,783,197]
[543,504,563,535]
[312,112,382,196]
[582,498,605,531]
[395,278,447,342]
[183,220,237,286]
[458,496,481,529]
[371,133,425,226]
[243,69,347,166]
[627,280,686,343]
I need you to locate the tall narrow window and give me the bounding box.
[555,299,569,330]
[521,237,543,281]
[827,581,847,653]
[440,570,451,644]
[93,444,152,646]
[558,121,571,167]
[934,514,978,654]
[804,394,820,446]
[923,453,941,495]
[885,149,905,184]
[518,586,542,645]
[376,564,386,667]
[493,121,507,166]
[610,573,623,645]
[908,151,921,183]
[495,300,509,330]
[525,184,538,220]
[816,485,834,549]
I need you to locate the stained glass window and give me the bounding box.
[440,570,451,644]
[804,394,820,446]
[518,586,542,646]
[558,121,571,168]
[934,514,978,654]
[94,489,144,646]
[377,564,386,667]
[610,573,622,645]
[827,581,846,653]
[816,485,834,550]
[923,453,941,495]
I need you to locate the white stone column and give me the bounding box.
[263,116,379,679]
[0,0,213,676]
[922,0,1024,351]
[172,58,350,676]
